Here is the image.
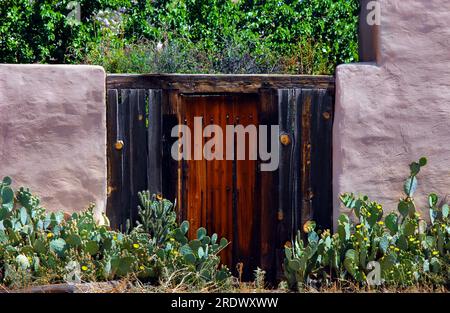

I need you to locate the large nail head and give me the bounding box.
[115,140,124,150]
[280,133,291,146]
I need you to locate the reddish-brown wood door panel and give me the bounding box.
[180,93,259,278]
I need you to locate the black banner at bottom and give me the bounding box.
[0,292,445,312]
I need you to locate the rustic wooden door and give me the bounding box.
[178,93,261,279]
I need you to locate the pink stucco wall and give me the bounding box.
[0,64,106,219]
[333,0,450,226]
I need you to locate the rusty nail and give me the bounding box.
[280,133,291,146]
[277,210,284,221]
[114,140,124,151]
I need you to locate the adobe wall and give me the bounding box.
[0,64,106,220]
[333,0,450,226]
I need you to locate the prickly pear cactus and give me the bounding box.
[284,157,449,289]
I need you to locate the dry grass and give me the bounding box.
[120,276,448,294]
[1,274,448,294]
[123,283,448,294]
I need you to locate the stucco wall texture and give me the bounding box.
[0,64,106,219]
[333,0,450,227]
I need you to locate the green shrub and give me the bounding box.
[84,37,214,74]
[0,177,231,290]
[1,0,359,74]
[1,0,94,63]
[284,157,449,290]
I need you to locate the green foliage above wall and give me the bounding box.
[0,0,359,74]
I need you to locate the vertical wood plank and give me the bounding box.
[276,88,301,279]
[161,88,179,204]
[276,89,291,280]
[221,97,234,269]
[148,89,163,196]
[277,89,290,233]
[277,89,302,240]
[162,112,179,206]
[258,88,277,282]
[234,93,259,279]
[129,89,148,224]
[106,89,121,229]
[208,95,233,268]
[169,90,185,222]
[119,89,131,231]
[310,88,334,230]
[183,95,207,241]
[292,89,302,237]
[300,89,313,232]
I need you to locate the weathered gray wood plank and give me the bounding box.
[106,89,121,229]
[147,89,163,196]
[107,74,335,93]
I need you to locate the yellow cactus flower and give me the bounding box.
[156,193,163,201]
[432,251,439,256]
[394,247,400,252]
[364,237,368,241]
[47,233,54,238]
[409,237,415,242]
[377,221,384,225]
[356,224,363,229]
[133,243,140,249]
[81,265,88,271]
[113,235,118,241]
[139,265,145,270]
